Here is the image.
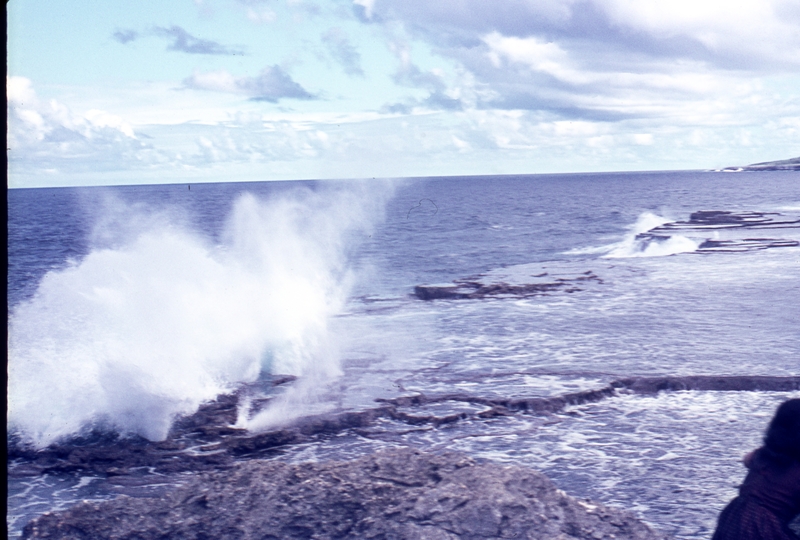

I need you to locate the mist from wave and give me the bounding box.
[567,211,700,258]
[8,182,393,448]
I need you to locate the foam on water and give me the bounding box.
[8,183,391,448]
[603,212,700,258]
[265,390,799,539]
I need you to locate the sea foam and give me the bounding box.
[8,183,390,448]
[603,212,699,258]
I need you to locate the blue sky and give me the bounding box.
[7,0,800,187]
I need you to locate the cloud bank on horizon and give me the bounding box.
[7,0,800,187]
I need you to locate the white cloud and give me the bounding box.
[184,70,241,94]
[183,66,315,102]
[322,27,364,77]
[9,0,800,186]
[351,1,798,144]
[356,0,800,123]
[595,0,800,69]
[112,25,246,55]
[366,0,800,69]
[7,76,166,174]
[483,32,734,95]
[245,6,277,24]
[153,25,246,55]
[7,76,140,146]
[483,32,588,85]
[7,76,38,107]
[353,0,376,19]
[85,110,137,138]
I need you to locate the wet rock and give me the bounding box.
[21,448,668,540]
[415,262,602,300]
[696,238,799,252]
[378,377,800,421]
[687,210,782,226]
[654,210,800,232]
[6,376,299,477]
[223,428,308,457]
[9,375,800,481]
[616,375,800,394]
[640,210,800,253]
[380,385,619,417]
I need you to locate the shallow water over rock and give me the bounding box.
[8,176,800,538]
[8,377,800,539]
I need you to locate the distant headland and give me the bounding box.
[717,156,800,172]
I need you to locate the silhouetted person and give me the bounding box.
[712,399,800,539]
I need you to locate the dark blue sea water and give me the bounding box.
[7,171,800,538]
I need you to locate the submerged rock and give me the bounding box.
[637,210,800,254]
[415,262,603,300]
[22,447,667,540]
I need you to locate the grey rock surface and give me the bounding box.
[22,448,668,540]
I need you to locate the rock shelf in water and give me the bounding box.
[414,262,603,300]
[8,375,800,478]
[414,210,799,300]
[21,447,667,540]
[641,210,800,253]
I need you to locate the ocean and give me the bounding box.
[7,170,800,539]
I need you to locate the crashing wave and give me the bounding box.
[607,210,800,258]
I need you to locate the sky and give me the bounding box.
[7,0,800,187]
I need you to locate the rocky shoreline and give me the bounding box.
[9,375,800,478]
[21,447,668,540]
[717,156,800,172]
[10,375,800,539]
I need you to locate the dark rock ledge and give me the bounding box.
[8,376,800,479]
[415,263,603,301]
[379,375,800,416]
[21,447,668,540]
[641,210,800,253]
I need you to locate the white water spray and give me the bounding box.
[603,212,699,258]
[8,183,391,448]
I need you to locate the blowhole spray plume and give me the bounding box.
[8,182,392,448]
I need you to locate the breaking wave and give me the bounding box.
[8,183,392,448]
[592,212,700,258]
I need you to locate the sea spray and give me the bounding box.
[603,211,699,258]
[8,182,392,448]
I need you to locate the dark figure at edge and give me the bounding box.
[713,398,800,539]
